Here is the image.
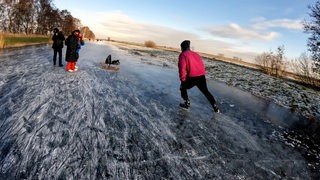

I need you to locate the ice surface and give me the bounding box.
[0,42,318,179]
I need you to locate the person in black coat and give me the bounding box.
[52,28,65,66]
[65,30,81,72]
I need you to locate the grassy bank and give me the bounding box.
[0,33,50,48]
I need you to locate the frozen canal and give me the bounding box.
[0,42,319,179]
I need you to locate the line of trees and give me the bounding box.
[0,0,95,39]
[255,1,320,87]
[255,46,319,87]
[292,53,320,86]
[304,0,320,75]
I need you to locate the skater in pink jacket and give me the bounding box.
[178,40,220,113]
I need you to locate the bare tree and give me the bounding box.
[0,1,8,31]
[274,45,286,77]
[255,45,286,77]
[292,53,320,86]
[11,0,36,34]
[81,26,95,40]
[0,0,95,38]
[0,0,16,32]
[304,1,320,75]
[255,51,273,74]
[60,9,78,36]
[35,0,55,35]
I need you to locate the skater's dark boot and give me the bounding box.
[59,59,63,67]
[213,104,221,113]
[179,100,190,109]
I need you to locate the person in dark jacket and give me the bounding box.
[178,40,220,113]
[65,29,82,72]
[52,28,65,66]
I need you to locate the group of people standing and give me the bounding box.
[52,28,85,72]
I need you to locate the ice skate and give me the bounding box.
[179,100,190,110]
[213,105,221,113]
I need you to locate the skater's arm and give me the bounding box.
[178,54,187,82]
[80,40,85,46]
[78,35,85,46]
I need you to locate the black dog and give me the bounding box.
[105,55,120,65]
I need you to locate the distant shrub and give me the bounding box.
[233,56,242,61]
[218,53,224,57]
[144,40,156,48]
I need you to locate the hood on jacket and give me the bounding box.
[72,29,81,38]
[73,29,80,34]
[53,28,59,33]
[180,40,190,52]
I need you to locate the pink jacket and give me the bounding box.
[178,50,206,81]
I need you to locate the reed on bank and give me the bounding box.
[0,32,50,48]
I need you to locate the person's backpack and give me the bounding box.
[105,55,112,64]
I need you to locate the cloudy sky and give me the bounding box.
[54,0,316,63]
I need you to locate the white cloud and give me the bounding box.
[83,11,198,48]
[81,11,272,62]
[252,18,303,30]
[193,39,259,62]
[205,23,279,41]
[203,17,303,43]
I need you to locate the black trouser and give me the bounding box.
[180,75,217,108]
[53,48,63,65]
